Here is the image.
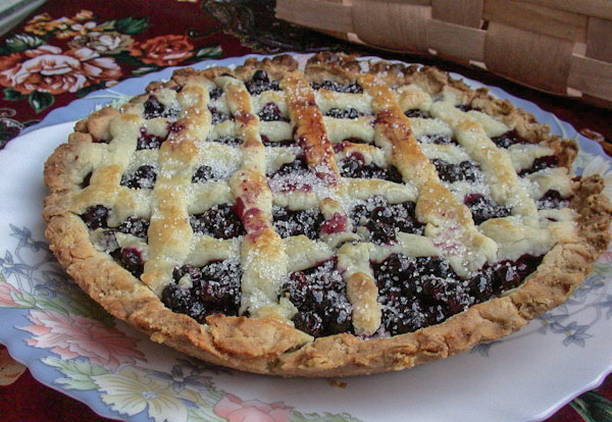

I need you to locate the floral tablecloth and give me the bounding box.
[0,1,609,421]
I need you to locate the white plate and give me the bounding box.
[0,54,610,422]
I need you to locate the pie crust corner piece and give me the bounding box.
[43,52,611,377]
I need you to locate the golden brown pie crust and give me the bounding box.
[43,53,610,377]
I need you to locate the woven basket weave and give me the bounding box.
[276,0,612,108]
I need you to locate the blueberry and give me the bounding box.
[120,165,157,190]
[519,155,559,176]
[81,205,110,230]
[190,204,245,239]
[273,207,324,240]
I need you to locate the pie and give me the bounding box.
[43,53,610,377]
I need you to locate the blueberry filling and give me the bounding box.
[373,253,542,335]
[269,156,309,178]
[109,247,144,277]
[272,207,324,240]
[137,128,167,150]
[519,155,559,176]
[161,260,242,322]
[373,255,468,334]
[464,193,511,224]
[117,216,149,240]
[81,205,110,229]
[433,159,481,183]
[455,104,480,112]
[209,107,232,124]
[245,70,281,95]
[404,109,431,119]
[120,165,157,190]
[536,190,569,209]
[209,87,223,100]
[267,156,313,192]
[282,258,352,337]
[474,254,543,298]
[143,95,179,120]
[417,134,458,145]
[257,102,288,122]
[325,108,361,119]
[209,136,242,146]
[311,80,363,94]
[261,135,295,147]
[490,129,529,149]
[192,165,224,183]
[352,197,423,244]
[92,136,110,144]
[80,172,92,189]
[339,155,403,183]
[190,204,245,239]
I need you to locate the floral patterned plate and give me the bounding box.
[0,55,610,422]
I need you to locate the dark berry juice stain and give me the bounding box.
[463,194,511,224]
[404,109,431,119]
[282,258,352,337]
[245,70,281,95]
[311,80,362,94]
[351,197,423,244]
[137,128,167,150]
[490,130,529,149]
[143,95,179,120]
[257,102,288,122]
[518,155,559,176]
[190,204,245,239]
[272,207,324,239]
[161,260,242,322]
[120,165,157,190]
[81,205,110,229]
[432,159,481,183]
[339,155,403,183]
[325,108,361,119]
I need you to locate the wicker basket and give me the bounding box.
[276,0,612,108]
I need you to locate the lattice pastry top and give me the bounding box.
[44,53,610,377]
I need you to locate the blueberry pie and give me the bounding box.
[43,53,610,376]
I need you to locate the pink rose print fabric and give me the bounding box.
[214,394,291,422]
[22,310,144,369]
[0,281,18,307]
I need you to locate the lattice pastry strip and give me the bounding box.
[142,82,209,294]
[357,73,497,277]
[222,73,292,320]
